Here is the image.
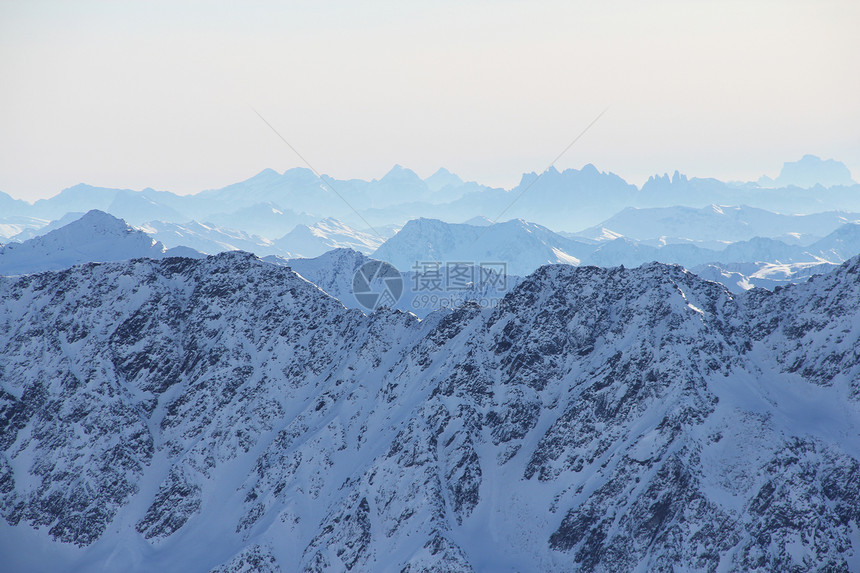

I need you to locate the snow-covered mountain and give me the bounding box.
[691,261,839,293]
[359,222,402,240]
[808,222,860,262]
[366,216,860,291]
[265,248,519,318]
[137,220,283,257]
[577,204,860,245]
[716,236,812,264]
[5,209,856,300]
[205,202,316,240]
[106,189,190,225]
[263,248,374,308]
[0,215,50,240]
[253,215,860,296]
[274,218,384,258]
[2,252,860,571]
[575,226,860,285]
[0,210,196,275]
[138,217,381,259]
[372,218,592,277]
[581,236,814,270]
[6,212,86,242]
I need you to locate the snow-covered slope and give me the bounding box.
[581,222,860,271]
[265,249,519,319]
[577,204,860,244]
[373,218,592,277]
[807,222,860,262]
[2,252,860,571]
[274,218,384,258]
[7,212,86,242]
[106,190,190,225]
[206,202,316,240]
[138,220,283,257]
[691,261,838,293]
[5,208,855,300]
[280,222,860,302]
[0,216,50,240]
[0,210,175,275]
[264,248,374,307]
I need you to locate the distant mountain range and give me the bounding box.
[5,210,859,299]
[1,156,857,238]
[273,218,383,258]
[373,216,860,271]
[690,260,838,293]
[575,204,860,246]
[3,210,384,262]
[372,218,591,277]
[0,210,201,275]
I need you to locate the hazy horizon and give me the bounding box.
[2,0,858,201]
[1,155,857,204]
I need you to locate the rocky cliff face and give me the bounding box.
[1,252,859,572]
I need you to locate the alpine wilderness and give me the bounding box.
[2,1,860,571]
[2,250,860,571]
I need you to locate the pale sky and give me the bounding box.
[1,0,858,201]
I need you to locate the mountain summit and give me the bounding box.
[0,209,173,275]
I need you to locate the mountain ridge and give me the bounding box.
[2,252,859,571]
[0,210,183,275]
[4,158,860,238]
